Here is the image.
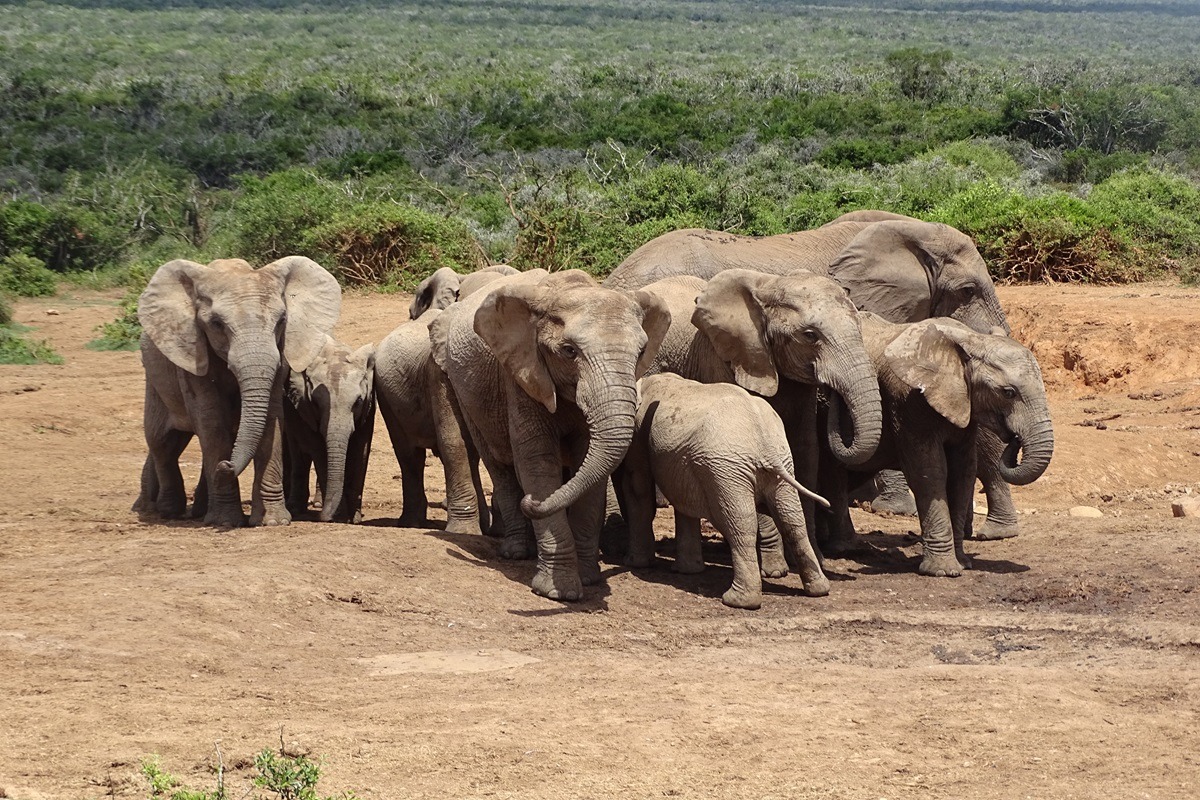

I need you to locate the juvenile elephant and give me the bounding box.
[822,315,1054,577]
[283,336,376,523]
[375,308,489,534]
[431,269,670,601]
[620,373,831,609]
[408,264,521,320]
[134,256,341,529]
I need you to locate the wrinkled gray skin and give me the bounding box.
[632,272,882,575]
[133,257,341,529]
[620,373,831,609]
[603,218,1010,337]
[283,337,376,523]
[376,308,489,535]
[431,269,670,601]
[409,264,521,320]
[822,315,1054,577]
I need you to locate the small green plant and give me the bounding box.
[0,253,58,297]
[87,261,152,351]
[141,744,355,800]
[0,325,64,365]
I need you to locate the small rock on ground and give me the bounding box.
[1171,498,1200,518]
[1069,505,1104,518]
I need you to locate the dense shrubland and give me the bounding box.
[3,0,1200,350]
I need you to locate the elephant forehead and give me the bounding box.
[546,290,641,324]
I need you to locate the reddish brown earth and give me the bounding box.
[1,282,1198,799]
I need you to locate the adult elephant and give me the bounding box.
[408,264,521,320]
[430,269,670,601]
[604,215,1021,540]
[134,257,341,528]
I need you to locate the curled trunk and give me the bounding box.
[218,355,279,478]
[821,348,883,467]
[521,361,637,520]
[996,418,1054,486]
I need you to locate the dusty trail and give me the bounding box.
[1,283,1198,799]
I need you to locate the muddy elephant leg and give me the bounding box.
[871,469,918,516]
[946,440,978,570]
[901,439,961,577]
[768,480,830,598]
[340,404,375,524]
[709,501,763,609]
[568,482,607,586]
[145,430,192,519]
[482,448,534,559]
[757,514,789,578]
[514,427,586,600]
[430,370,486,535]
[617,453,657,569]
[816,440,857,559]
[973,426,1020,540]
[284,433,312,517]
[250,415,290,527]
[134,455,159,513]
[599,479,630,560]
[673,513,704,575]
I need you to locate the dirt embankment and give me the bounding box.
[0,284,1197,800]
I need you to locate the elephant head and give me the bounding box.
[410,264,521,320]
[692,269,883,466]
[473,270,671,519]
[286,337,376,521]
[828,219,1010,336]
[882,318,1053,485]
[139,256,342,479]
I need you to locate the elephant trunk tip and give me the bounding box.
[520,494,552,520]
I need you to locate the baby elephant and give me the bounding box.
[283,336,377,523]
[620,373,831,609]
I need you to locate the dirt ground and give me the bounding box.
[1,281,1198,800]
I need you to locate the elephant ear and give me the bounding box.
[629,289,672,379]
[692,269,778,397]
[138,259,210,376]
[827,220,937,324]
[474,282,557,414]
[262,256,342,374]
[884,320,971,428]
[410,267,461,319]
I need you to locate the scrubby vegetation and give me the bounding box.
[141,744,355,800]
[4,0,1200,336]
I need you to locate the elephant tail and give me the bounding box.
[768,463,831,509]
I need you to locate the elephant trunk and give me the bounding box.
[219,351,280,479]
[320,414,354,522]
[820,345,883,467]
[521,357,637,520]
[996,416,1054,486]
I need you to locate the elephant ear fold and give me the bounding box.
[351,342,376,372]
[263,256,343,373]
[138,259,210,376]
[692,269,779,397]
[629,289,672,379]
[410,267,461,319]
[884,321,971,428]
[827,220,936,324]
[474,283,557,414]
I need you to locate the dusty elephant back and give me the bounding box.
[603,223,869,291]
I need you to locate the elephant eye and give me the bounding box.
[209,316,226,332]
[560,343,579,359]
[1002,386,1018,400]
[801,328,820,344]
[961,284,977,297]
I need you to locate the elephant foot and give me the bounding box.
[759,551,789,579]
[868,492,918,517]
[531,565,583,601]
[397,513,429,530]
[251,505,292,527]
[673,557,705,575]
[599,514,630,560]
[579,558,602,586]
[205,506,247,530]
[721,585,762,610]
[152,498,187,520]
[971,518,1020,540]
[445,516,483,536]
[918,554,964,578]
[499,534,536,560]
[820,532,862,559]
[624,551,654,569]
[801,574,831,598]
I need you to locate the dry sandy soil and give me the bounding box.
[1,282,1198,799]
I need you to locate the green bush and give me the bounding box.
[0,253,58,297]
[87,261,152,351]
[0,325,64,365]
[0,292,12,326]
[141,746,356,800]
[0,199,128,273]
[229,169,347,263]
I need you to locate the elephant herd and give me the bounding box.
[133,211,1054,609]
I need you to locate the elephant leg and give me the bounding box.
[819,458,859,559]
[757,514,789,578]
[946,440,977,570]
[190,472,208,520]
[284,434,311,517]
[972,426,1020,540]
[145,429,191,519]
[567,481,607,586]
[599,478,630,560]
[900,440,961,578]
[617,455,657,569]
[484,453,534,560]
[250,415,290,527]
[133,454,158,513]
[673,513,704,575]
[430,372,485,535]
[870,469,918,517]
[778,384,819,571]
[395,445,430,528]
[709,502,762,610]
[514,429,586,600]
[340,407,375,524]
[768,480,830,598]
